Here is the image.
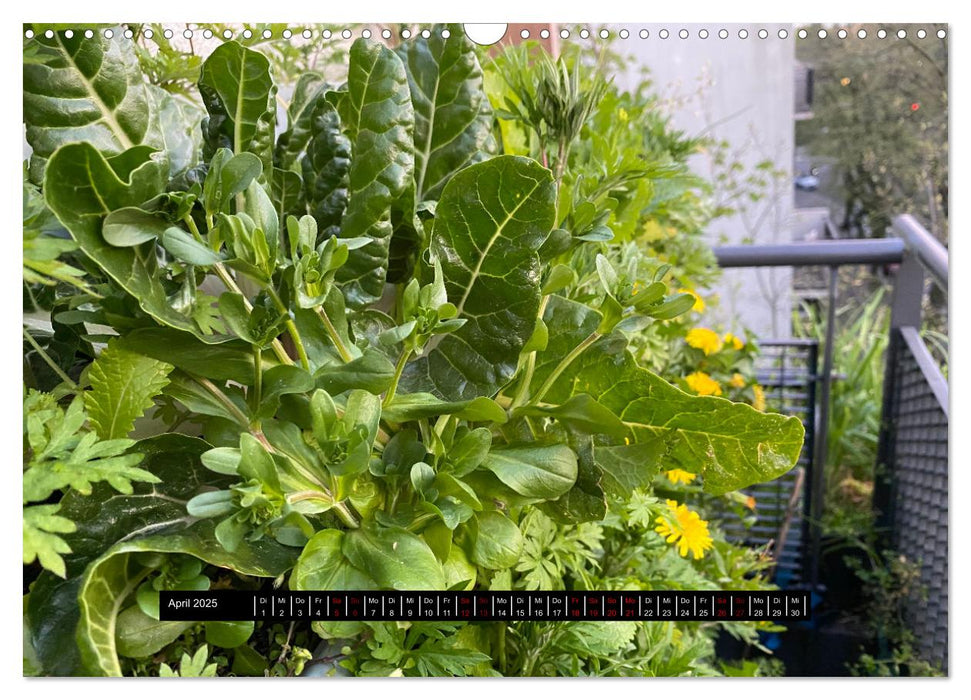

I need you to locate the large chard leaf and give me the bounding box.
[85,339,174,440]
[151,86,203,179]
[533,296,806,496]
[198,41,276,179]
[43,143,225,342]
[276,72,329,170]
[26,435,219,675]
[396,23,496,203]
[301,99,351,239]
[333,39,415,307]
[77,523,296,676]
[23,30,160,183]
[402,156,556,400]
[26,435,296,676]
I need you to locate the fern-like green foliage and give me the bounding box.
[23,390,160,577]
[84,339,174,440]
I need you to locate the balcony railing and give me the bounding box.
[712,214,949,672]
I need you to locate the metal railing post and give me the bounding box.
[873,249,926,536]
[809,266,837,591]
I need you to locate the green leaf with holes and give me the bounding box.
[532,296,805,495]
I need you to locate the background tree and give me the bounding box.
[797,24,948,243]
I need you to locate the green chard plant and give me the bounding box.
[23,25,804,677]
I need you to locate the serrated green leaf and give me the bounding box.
[26,435,233,676]
[402,156,556,400]
[24,393,158,503]
[85,339,173,439]
[23,504,76,578]
[533,296,805,495]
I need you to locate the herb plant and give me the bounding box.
[23,25,804,676]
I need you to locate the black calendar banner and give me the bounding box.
[160,590,810,623]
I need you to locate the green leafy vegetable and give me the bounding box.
[85,339,173,439]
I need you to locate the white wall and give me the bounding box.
[610,24,795,339]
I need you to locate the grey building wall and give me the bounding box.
[609,24,795,339]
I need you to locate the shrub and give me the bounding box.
[23,25,803,676]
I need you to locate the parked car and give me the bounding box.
[795,173,820,190]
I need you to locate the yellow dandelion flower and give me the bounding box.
[724,332,744,350]
[745,496,757,510]
[685,371,722,396]
[618,107,629,122]
[665,468,698,485]
[678,288,705,313]
[752,384,766,411]
[655,499,714,559]
[686,328,722,355]
[729,373,746,389]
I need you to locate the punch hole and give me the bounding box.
[464,24,506,45]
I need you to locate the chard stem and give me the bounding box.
[382,347,413,408]
[530,330,601,406]
[317,306,354,363]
